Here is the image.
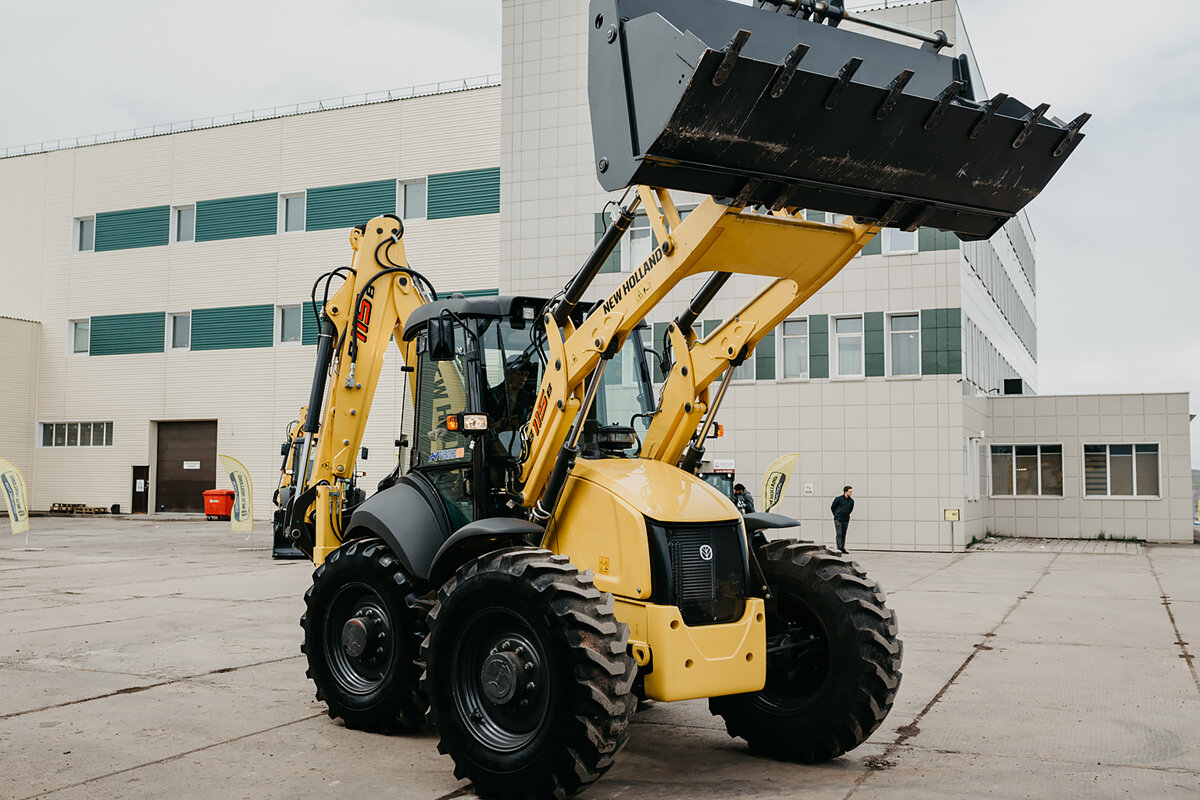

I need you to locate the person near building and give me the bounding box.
[732,483,755,515]
[831,485,854,554]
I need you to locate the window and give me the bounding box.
[281,193,306,232]
[781,318,808,379]
[172,205,195,243]
[990,444,1063,496]
[883,227,917,255]
[621,214,654,272]
[70,319,90,354]
[40,421,113,447]
[168,313,190,349]
[402,180,427,220]
[888,313,920,375]
[834,316,863,377]
[75,216,95,252]
[1084,444,1160,497]
[279,305,301,344]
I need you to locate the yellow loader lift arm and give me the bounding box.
[519,187,881,520]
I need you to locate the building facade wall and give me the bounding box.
[0,317,40,483]
[0,87,502,518]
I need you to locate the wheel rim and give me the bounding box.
[759,590,832,712]
[450,607,551,752]
[324,582,395,695]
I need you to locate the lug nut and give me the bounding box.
[471,710,483,722]
[524,662,534,673]
[526,682,536,691]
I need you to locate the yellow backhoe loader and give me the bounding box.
[272,1,1087,796]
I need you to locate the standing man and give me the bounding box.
[733,483,755,515]
[831,485,854,554]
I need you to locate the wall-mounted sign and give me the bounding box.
[803,483,814,496]
[183,461,200,470]
[944,509,960,521]
[713,458,735,474]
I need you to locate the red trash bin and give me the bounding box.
[203,489,235,520]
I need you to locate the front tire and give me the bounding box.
[423,548,636,799]
[301,538,426,732]
[710,541,902,762]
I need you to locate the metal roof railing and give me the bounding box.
[1,73,502,159]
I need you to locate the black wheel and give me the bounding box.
[710,540,902,762]
[301,538,426,732]
[422,548,636,799]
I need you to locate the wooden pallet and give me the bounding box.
[50,503,109,515]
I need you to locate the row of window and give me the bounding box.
[40,421,114,448]
[990,443,1161,498]
[73,181,429,251]
[726,313,919,381]
[70,306,309,354]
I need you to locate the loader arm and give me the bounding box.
[519,188,879,509]
[641,211,881,467]
[285,215,431,564]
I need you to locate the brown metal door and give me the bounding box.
[132,466,149,513]
[156,421,217,512]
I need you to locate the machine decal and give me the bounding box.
[354,286,376,342]
[598,556,611,575]
[698,544,713,561]
[530,385,551,435]
[601,243,664,313]
[430,447,467,462]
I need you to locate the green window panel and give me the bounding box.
[302,301,321,346]
[427,167,500,220]
[306,180,397,232]
[810,354,829,380]
[860,235,882,257]
[864,312,885,377]
[89,312,165,356]
[808,315,829,378]
[865,353,885,376]
[702,319,719,337]
[191,305,274,351]
[755,330,775,381]
[95,206,169,251]
[594,213,623,274]
[918,227,959,251]
[918,307,963,375]
[196,193,277,242]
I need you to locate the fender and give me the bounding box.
[426,517,545,589]
[343,472,453,588]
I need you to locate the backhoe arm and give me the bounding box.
[287,215,431,563]
[641,212,882,468]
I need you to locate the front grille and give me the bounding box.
[650,522,747,626]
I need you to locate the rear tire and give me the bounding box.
[422,547,636,799]
[710,541,902,762]
[301,538,427,732]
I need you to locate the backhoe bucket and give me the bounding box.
[588,0,1088,239]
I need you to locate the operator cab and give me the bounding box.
[398,294,657,528]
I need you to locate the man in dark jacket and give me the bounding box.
[831,486,854,554]
[733,483,755,515]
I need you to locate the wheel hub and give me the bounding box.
[478,637,540,710]
[341,608,387,660]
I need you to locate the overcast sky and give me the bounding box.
[2,0,1198,465]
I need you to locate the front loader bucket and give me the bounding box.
[588,0,1088,239]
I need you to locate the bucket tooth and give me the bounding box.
[969,93,1009,141]
[713,29,751,87]
[923,81,965,130]
[876,70,915,121]
[903,206,934,232]
[1052,112,1092,158]
[1012,103,1051,149]
[733,179,762,207]
[770,43,810,99]
[824,57,864,111]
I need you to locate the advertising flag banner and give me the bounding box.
[761,452,800,514]
[218,455,253,533]
[0,458,30,535]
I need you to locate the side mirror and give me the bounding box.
[429,318,456,361]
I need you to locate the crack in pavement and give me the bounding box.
[0,655,303,720]
[840,553,1061,799]
[19,711,326,800]
[901,743,1200,776]
[1145,549,1200,696]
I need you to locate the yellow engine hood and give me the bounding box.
[568,458,738,523]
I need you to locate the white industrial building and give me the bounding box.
[0,0,1192,547]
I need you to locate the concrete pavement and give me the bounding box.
[1,517,1197,799]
